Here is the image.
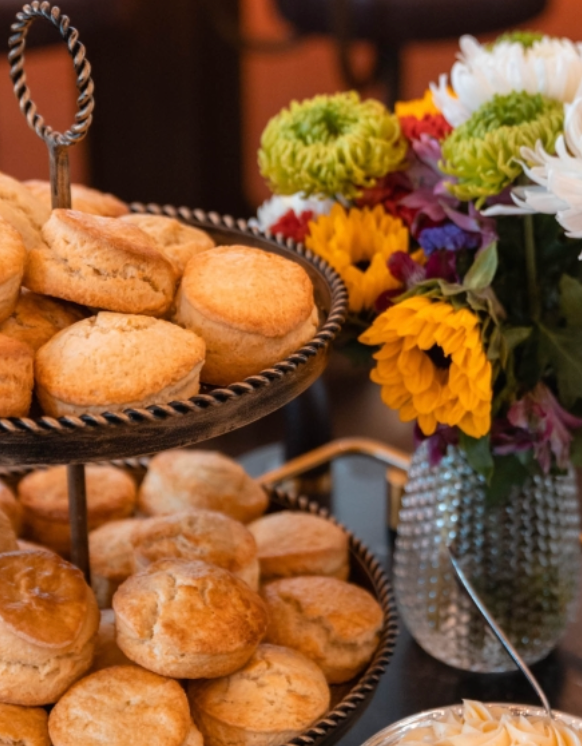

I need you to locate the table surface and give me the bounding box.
[240,445,582,746]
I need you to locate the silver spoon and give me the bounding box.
[447,543,553,719]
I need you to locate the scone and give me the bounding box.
[174,245,319,384]
[248,511,349,581]
[90,518,144,608]
[262,576,384,683]
[0,550,99,705]
[120,213,215,276]
[18,465,137,556]
[25,180,129,217]
[0,334,34,417]
[113,558,268,679]
[0,479,23,535]
[35,312,206,417]
[0,172,50,230]
[131,509,259,590]
[0,217,26,324]
[0,510,18,553]
[0,291,86,351]
[188,644,330,746]
[25,209,177,316]
[0,702,50,746]
[91,609,133,672]
[48,665,201,746]
[138,450,268,523]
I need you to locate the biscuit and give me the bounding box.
[0,334,34,418]
[90,518,144,608]
[188,644,330,746]
[16,538,54,554]
[262,576,383,683]
[248,511,349,581]
[113,558,268,679]
[48,665,196,746]
[0,510,18,553]
[91,609,133,672]
[24,180,129,217]
[138,449,268,524]
[35,312,206,417]
[174,245,318,385]
[0,217,26,324]
[0,479,22,535]
[25,209,177,316]
[131,509,259,590]
[0,172,50,230]
[0,550,99,705]
[0,291,86,352]
[120,213,215,276]
[18,465,136,556]
[0,702,50,746]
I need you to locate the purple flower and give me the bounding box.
[388,251,426,287]
[414,423,459,466]
[425,250,459,283]
[418,222,481,254]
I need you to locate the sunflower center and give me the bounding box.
[425,344,452,370]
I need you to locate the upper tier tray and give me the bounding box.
[0,204,347,467]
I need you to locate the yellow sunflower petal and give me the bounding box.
[417,412,438,436]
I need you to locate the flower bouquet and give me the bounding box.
[254,31,582,669]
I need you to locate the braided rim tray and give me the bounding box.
[0,206,347,467]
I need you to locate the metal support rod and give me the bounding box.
[66,464,91,583]
[49,142,72,209]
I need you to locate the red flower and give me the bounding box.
[356,172,417,227]
[269,209,314,243]
[399,114,453,142]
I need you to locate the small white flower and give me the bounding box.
[431,35,582,127]
[250,194,335,232]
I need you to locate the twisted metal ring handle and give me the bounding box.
[8,1,94,148]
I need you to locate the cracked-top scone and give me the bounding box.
[188,644,330,746]
[0,172,50,230]
[89,518,144,608]
[120,213,215,276]
[0,550,99,705]
[248,511,349,582]
[24,209,177,316]
[0,333,34,418]
[0,702,50,746]
[35,312,206,417]
[0,291,86,352]
[18,464,136,556]
[131,509,259,590]
[90,610,133,672]
[0,217,26,324]
[113,558,268,679]
[24,180,129,218]
[48,665,200,746]
[261,576,383,683]
[174,245,319,385]
[138,449,268,524]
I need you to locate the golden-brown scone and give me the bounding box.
[0,479,23,535]
[0,334,34,417]
[48,665,195,746]
[0,217,26,324]
[131,509,259,590]
[248,512,349,582]
[174,245,318,385]
[90,518,144,608]
[262,576,383,683]
[188,644,330,746]
[0,550,99,705]
[91,609,133,672]
[24,180,129,217]
[138,450,268,524]
[0,290,86,351]
[25,209,177,315]
[16,538,54,554]
[0,702,51,746]
[0,510,18,553]
[18,465,136,556]
[35,312,206,417]
[0,172,50,230]
[120,213,215,276]
[113,558,268,679]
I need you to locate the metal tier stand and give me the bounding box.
[9,2,95,580]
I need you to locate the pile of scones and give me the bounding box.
[0,449,385,746]
[0,172,320,418]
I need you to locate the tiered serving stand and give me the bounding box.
[3,4,399,744]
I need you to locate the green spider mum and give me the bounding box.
[258,91,407,199]
[441,91,564,207]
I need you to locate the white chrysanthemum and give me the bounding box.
[250,193,335,232]
[431,35,582,127]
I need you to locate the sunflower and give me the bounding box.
[305,203,410,314]
[360,296,492,437]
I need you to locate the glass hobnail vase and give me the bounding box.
[393,442,581,672]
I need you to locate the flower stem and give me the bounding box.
[523,212,541,322]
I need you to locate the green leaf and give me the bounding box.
[559,274,582,327]
[539,324,582,407]
[486,453,530,505]
[463,243,498,291]
[570,429,582,468]
[460,433,493,484]
[501,326,532,351]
